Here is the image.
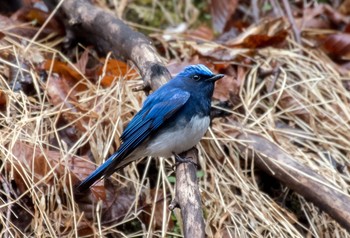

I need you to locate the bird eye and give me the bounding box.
[193,75,200,81]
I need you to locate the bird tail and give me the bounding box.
[77,151,120,192]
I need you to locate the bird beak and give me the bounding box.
[207,74,224,82]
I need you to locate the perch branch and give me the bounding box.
[237,133,350,231]
[169,149,205,238]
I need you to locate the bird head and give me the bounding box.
[179,64,224,84]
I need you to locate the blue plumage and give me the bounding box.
[77,64,224,191]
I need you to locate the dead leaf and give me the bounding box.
[213,75,237,101]
[139,189,174,230]
[44,59,82,83]
[188,41,251,61]
[338,0,350,16]
[0,15,39,39]
[8,56,35,95]
[210,0,238,33]
[185,25,214,41]
[8,141,106,200]
[13,7,64,35]
[98,186,137,223]
[75,48,90,75]
[322,33,350,60]
[98,58,137,87]
[0,90,7,108]
[298,4,350,30]
[45,73,95,132]
[225,17,290,48]
[213,65,245,101]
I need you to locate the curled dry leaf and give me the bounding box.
[45,73,94,132]
[225,17,290,48]
[339,0,350,15]
[213,74,237,101]
[44,59,83,85]
[322,33,350,60]
[0,90,7,108]
[188,41,251,61]
[13,7,64,35]
[210,0,238,33]
[98,58,137,87]
[8,141,106,200]
[0,15,45,39]
[299,4,350,30]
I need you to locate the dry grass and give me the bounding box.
[1,6,350,238]
[202,42,350,237]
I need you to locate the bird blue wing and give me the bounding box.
[120,87,189,142]
[114,89,190,159]
[77,89,190,191]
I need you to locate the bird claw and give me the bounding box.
[172,153,198,171]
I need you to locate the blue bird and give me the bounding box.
[77,64,224,191]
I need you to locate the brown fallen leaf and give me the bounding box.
[210,0,238,33]
[12,7,64,35]
[0,90,7,108]
[213,65,245,101]
[322,33,350,60]
[295,5,331,30]
[139,189,174,231]
[97,58,137,87]
[44,59,83,84]
[0,15,40,39]
[8,141,106,200]
[188,41,251,61]
[338,0,350,16]
[225,17,290,48]
[185,25,214,41]
[213,75,237,101]
[45,73,94,132]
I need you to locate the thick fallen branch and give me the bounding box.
[43,0,204,236]
[237,133,350,231]
[43,0,170,92]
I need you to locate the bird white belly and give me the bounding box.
[145,115,210,157]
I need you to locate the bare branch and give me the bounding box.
[43,0,170,92]
[169,148,205,238]
[237,133,350,232]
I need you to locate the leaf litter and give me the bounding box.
[0,0,350,237]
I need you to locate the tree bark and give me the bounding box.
[169,149,205,238]
[43,0,170,92]
[237,133,350,232]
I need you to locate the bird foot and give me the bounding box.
[172,153,198,171]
